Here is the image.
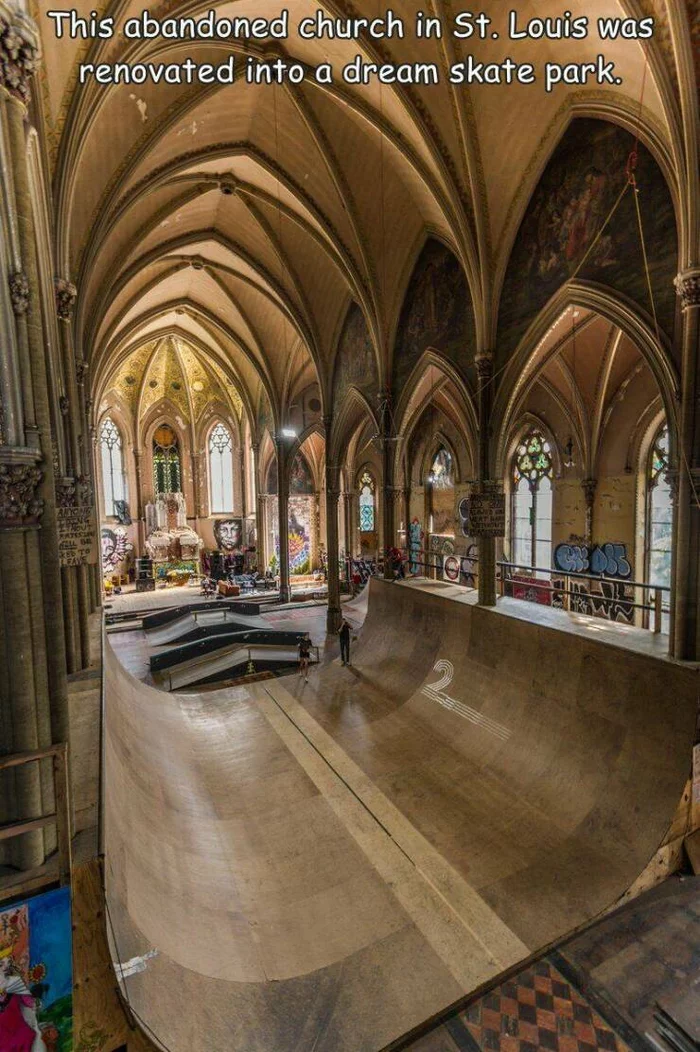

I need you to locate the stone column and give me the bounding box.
[476,351,497,605]
[378,389,396,579]
[239,448,247,517]
[274,436,291,603]
[343,490,352,562]
[0,10,69,756]
[582,478,596,544]
[672,268,700,659]
[325,463,342,633]
[0,459,53,869]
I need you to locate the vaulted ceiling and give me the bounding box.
[34,0,696,434]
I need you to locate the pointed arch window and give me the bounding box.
[512,431,553,575]
[646,426,671,628]
[100,417,126,515]
[359,470,376,533]
[209,422,234,513]
[153,424,181,495]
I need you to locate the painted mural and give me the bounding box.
[289,453,314,495]
[269,496,312,575]
[393,239,476,399]
[288,497,311,574]
[332,302,378,407]
[213,518,243,551]
[0,885,73,1052]
[498,119,678,362]
[100,526,133,574]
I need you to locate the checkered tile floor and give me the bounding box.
[410,960,631,1052]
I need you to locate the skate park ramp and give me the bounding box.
[104,578,697,1051]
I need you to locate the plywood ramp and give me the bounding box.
[103,578,697,1051]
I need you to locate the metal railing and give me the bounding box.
[497,561,670,634]
[378,545,669,633]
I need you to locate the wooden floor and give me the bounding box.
[99,579,697,1052]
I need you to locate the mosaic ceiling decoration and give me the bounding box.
[103,335,245,428]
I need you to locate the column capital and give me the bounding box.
[8,270,29,315]
[475,350,494,380]
[674,268,700,311]
[55,278,77,321]
[0,451,43,528]
[0,8,40,106]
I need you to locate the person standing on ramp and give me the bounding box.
[338,618,352,666]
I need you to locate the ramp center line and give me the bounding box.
[257,682,529,976]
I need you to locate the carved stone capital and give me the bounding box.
[0,12,40,105]
[0,459,43,527]
[75,358,88,385]
[59,395,69,416]
[55,278,77,320]
[475,350,494,381]
[674,269,700,311]
[9,270,29,315]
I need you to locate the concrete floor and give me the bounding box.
[102,579,697,1051]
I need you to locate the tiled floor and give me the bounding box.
[401,876,700,1052]
[404,961,632,1052]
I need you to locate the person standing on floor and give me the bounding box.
[298,633,312,681]
[338,618,351,666]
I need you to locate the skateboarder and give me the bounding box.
[338,618,351,666]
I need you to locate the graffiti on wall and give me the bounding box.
[553,541,632,578]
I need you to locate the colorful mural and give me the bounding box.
[0,885,73,1052]
[288,498,311,574]
[498,119,678,362]
[269,496,312,575]
[393,239,476,399]
[332,302,378,407]
[213,518,243,551]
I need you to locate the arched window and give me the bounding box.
[359,470,376,532]
[512,431,553,575]
[153,424,181,495]
[209,422,234,513]
[99,417,125,515]
[646,426,671,626]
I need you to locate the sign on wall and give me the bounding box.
[459,483,505,538]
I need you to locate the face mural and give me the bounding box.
[214,518,243,551]
[101,526,133,573]
[0,886,73,1052]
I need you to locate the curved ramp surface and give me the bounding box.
[104,579,696,1051]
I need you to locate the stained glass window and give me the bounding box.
[359,470,375,532]
[512,430,553,575]
[209,422,234,513]
[647,425,671,630]
[153,423,181,495]
[100,417,125,515]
